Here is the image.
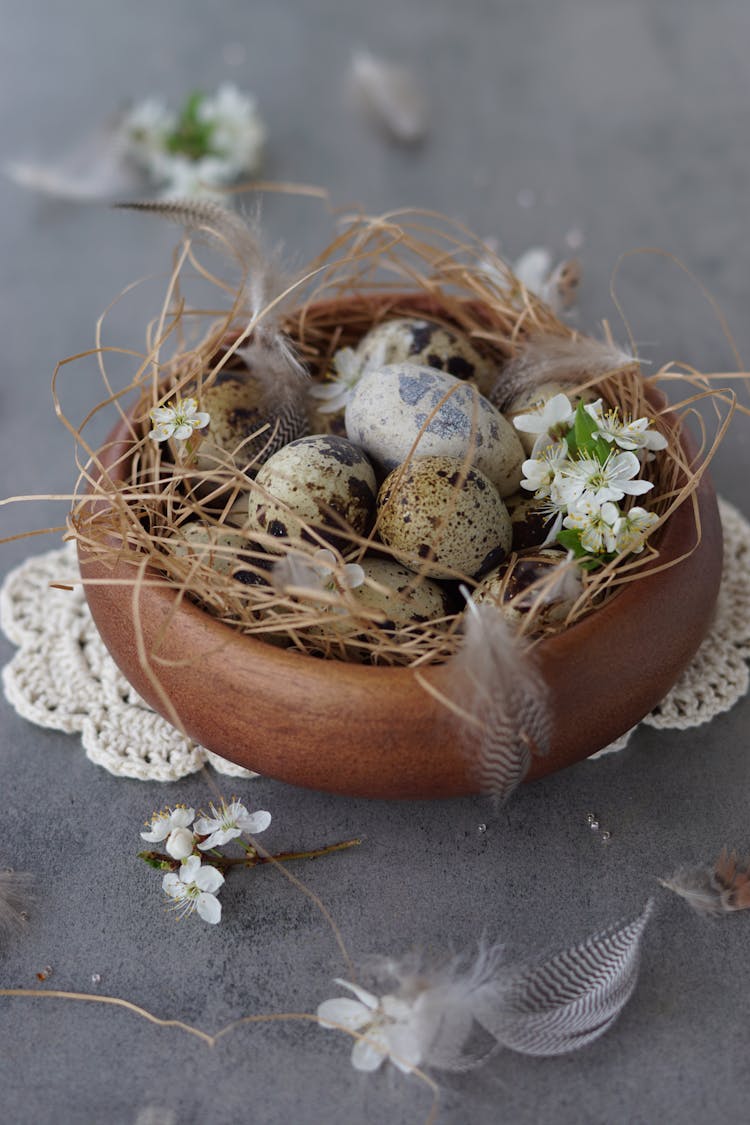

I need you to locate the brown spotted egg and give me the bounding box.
[194,369,308,476]
[345,363,524,497]
[350,558,450,627]
[356,317,499,395]
[307,558,451,648]
[473,548,581,629]
[377,456,512,578]
[168,523,247,576]
[247,435,377,550]
[505,492,553,551]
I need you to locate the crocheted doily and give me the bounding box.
[0,544,256,782]
[2,497,749,780]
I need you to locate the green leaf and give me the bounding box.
[556,528,586,556]
[571,400,615,464]
[165,90,216,160]
[138,851,175,871]
[573,401,599,452]
[556,528,613,571]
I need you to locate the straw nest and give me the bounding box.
[64,208,733,669]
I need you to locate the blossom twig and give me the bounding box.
[139,837,362,872]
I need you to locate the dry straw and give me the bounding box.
[60,209,736,669]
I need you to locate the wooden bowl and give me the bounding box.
[78,314,723,799]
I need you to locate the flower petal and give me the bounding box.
[150,406,175,423]
[316,997,371,1031]
[196,892,222,924]
[179,855,202,881]
[240,810,272,835]
[384,1024,422,1073]
[162,873,182,898]
[351,1032,388,1071]
[165,827,196,861]
[333,978,379,1010]
[140,823,171,843]
[170,807,195,829]
[194,864,225,893]
[309,383,346,401]
[193,815,218,836]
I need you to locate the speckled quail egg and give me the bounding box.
[377,456,512,578]
[168,522,247,577]
[356,317,499,395]
[350,558,450,626]
[345,363,524,497]
[505,492,553,551]
[247,435,378,550]
[193,367,309,476]
[473,548,581,629]
[305,557,451,649]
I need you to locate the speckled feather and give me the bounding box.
[116,200,309,442]
[450,599,550,800]
[490,334,639,410]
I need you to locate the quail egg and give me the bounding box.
[356,317,499,395]
[350,557,451,627]
[194,368,309,476]
[377,455,512,578]
[304,557,451,649]
[247,435,378,550]
[168,522,247,577]
[345,363,524,497]
[505,492,553,551]
[473,548,582,629]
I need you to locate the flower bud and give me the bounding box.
[166,826,196,861]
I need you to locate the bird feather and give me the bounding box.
[349,50,428,144]
[447,598,550,801]
[473,900,653,1055]
[6,114,139,201]
[660,848,750,915]
[116,200,309,427]
[0,869,34,942]
[491,333,640,410]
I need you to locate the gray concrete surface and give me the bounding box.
[2,2,750,1122]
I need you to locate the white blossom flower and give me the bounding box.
[585,403,668,453]
[162,855,224,923]
[123,98,176,180]
[165,826,196,861]
[124,85,265,199]
[148,398,210,442]
[141,805,195,844]
[197,84,265,180]
[563,498,620,554]
[553,451,653,506]
[156,155,228,203]
[195,800,271,850]
[535,495,569,546]
[520,442,569,499]
[308,348,365,415]
[614,506,659,554]
[513,393,575,448]
[317,979,422,1073]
